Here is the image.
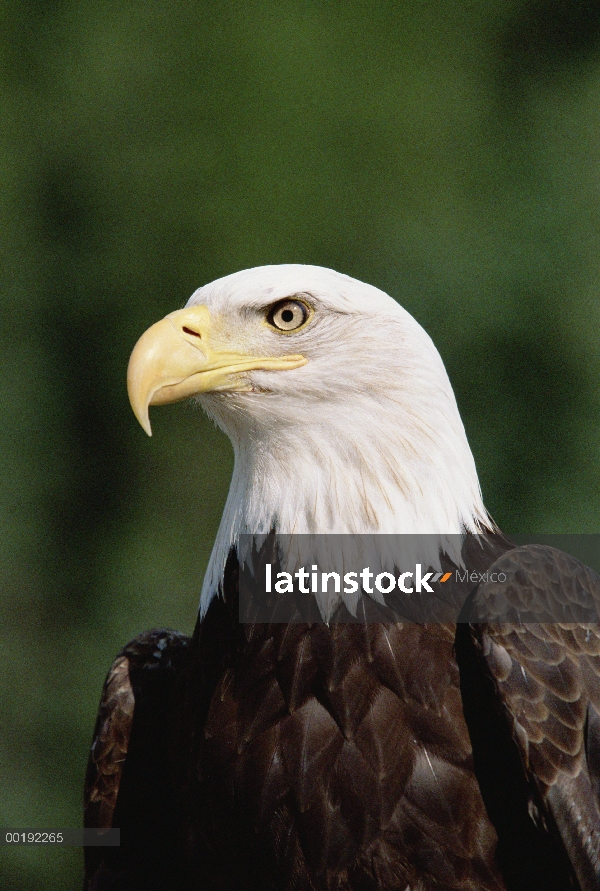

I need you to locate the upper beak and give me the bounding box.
[127,305,306,435]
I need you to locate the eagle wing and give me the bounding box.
[83,628,190,890]
[456,545,600,891]
[84,652,133,831]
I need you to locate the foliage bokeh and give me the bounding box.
[3,1,600,886]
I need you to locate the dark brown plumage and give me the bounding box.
[168,552,505,891]
[84,544,600,891]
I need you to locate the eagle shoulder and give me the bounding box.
[84,628,190,891]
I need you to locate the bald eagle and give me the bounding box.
[84,266,600,891]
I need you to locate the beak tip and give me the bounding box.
[127,362,153,436]
[128,391,153,436]
[137,408,153,437]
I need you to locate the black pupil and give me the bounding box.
[281,308,295,323]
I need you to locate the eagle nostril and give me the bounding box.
[183,326,201,338]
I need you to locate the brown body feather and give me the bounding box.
[85,544,600,891]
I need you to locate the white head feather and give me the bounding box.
[185,264,491,617]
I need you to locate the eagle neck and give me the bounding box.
[199,402,490,616]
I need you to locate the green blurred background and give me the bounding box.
[3,0,600,886]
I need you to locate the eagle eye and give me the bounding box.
[267,299,310,332]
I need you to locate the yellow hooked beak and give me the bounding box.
[127,305,307,435]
